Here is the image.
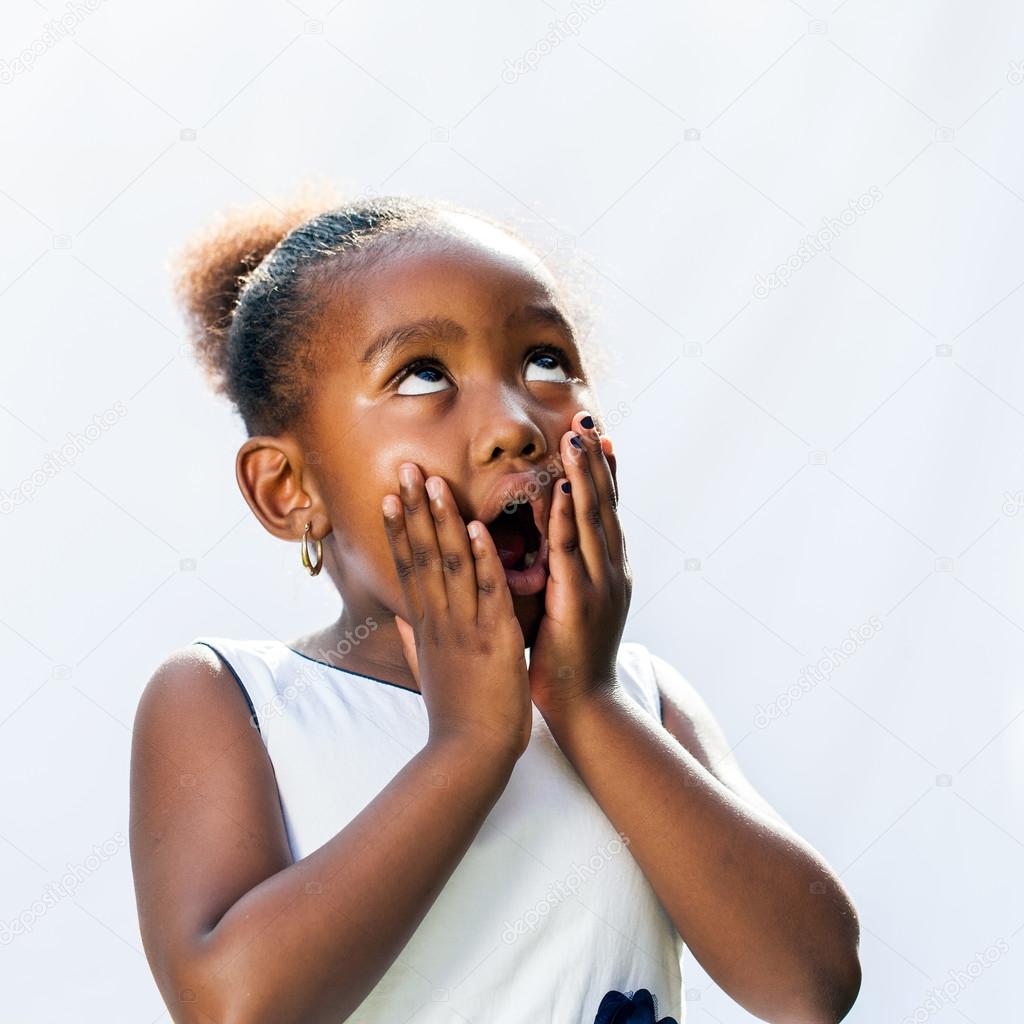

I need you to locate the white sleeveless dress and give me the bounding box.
[190,635,686,1023]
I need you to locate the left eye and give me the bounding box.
[524,352,573,385]
[395,363,451,396]
[391,348,573,395]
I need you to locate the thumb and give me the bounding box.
[393,615,420,685]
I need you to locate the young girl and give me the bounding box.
[129,189,861,1024]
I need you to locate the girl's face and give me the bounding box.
[293,219,599,645]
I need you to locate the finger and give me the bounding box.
[465,519,516,627]
[424,475,477,623]
[599,436,629,564]
[394,614,420,686]
[381,494,423,622]
[602,436,618,503]
[560,428,606,579]
[398,462,449,614]
[573,411,624,568]
[546,477,586,588]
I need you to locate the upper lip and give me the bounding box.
[475,469,554,546]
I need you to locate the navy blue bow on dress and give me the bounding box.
[592,987,678,1024]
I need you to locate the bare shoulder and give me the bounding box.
[133,643,251,749]
[130,644,291,997]
[647,650,789,827]
[131,643,271,790]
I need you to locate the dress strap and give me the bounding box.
[190,636,281,738]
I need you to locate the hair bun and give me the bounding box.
[169,179,343,397]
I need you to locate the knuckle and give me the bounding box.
[442,552,464,575]
[477,576,497,596]
[393,556,416,581]
[559,537,579,556]
[411,544,435,569]
[584,507,604,531]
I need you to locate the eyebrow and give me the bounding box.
[358,303,577,368]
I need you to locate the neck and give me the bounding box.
[291,604,418,691]
[289,591,541,691]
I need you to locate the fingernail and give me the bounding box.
[467,521,481,540]
[561,481,571,494]
[399,464,415,487]
[425,478,442,500]
[580,414,594,430]
[570,435,584,449]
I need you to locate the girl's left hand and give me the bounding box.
[528,409,632,718]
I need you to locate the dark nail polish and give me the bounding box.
[580,415,594,429]
[570,434,584,449]
[561,481,571,494]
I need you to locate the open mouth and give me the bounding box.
[483,500,549,596]
[486,500,541,570]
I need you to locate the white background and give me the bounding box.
[2,1,1023,1021]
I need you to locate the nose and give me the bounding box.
[472,386,548,465]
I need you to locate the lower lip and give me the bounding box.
[504,537,548,596]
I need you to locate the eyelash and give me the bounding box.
[390,345,575,390]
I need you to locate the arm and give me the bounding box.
[130,645,518,1024]
[539,658,862,1024]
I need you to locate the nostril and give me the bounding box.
[522,442,535,456]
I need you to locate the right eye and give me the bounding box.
[395,360,452,396]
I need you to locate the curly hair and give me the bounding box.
[170,181,599,437]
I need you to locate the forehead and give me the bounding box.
[315,218,568,346]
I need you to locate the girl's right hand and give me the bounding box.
[382,462,533,760]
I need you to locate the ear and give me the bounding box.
[235,434,328,543]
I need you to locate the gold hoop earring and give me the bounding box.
[301,521,323,576]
